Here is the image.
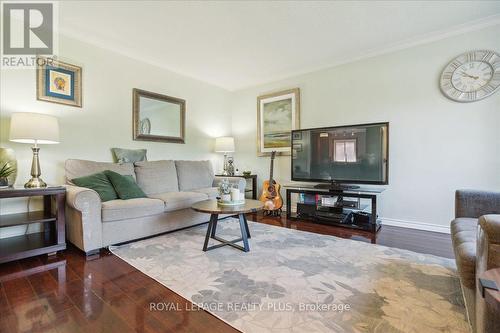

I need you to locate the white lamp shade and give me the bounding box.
[215,136,235,153]
[9,113,60,144]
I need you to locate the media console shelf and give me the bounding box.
[284,183,384,233]
[0,186,66,264]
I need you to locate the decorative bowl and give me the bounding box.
[217,199,245,206]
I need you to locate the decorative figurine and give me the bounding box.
[227,158,235,176]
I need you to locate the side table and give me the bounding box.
[478,267,500,332]
[0,186,66,264]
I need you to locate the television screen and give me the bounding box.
[291,122,388,184]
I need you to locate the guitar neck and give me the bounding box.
[269,152,275,184]
[269,158,274,183]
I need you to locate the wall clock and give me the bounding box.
[440,50,500,102]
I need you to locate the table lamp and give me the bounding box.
[215,137,235,176]
[9,112,60,188]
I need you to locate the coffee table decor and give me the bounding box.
[217,177,245,205]
[191,199,263,252]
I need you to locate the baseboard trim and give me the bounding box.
[380,218,450,234]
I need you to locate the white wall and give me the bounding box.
[1,25,499,236]
[0,35,232,237]
[231,25,500,231]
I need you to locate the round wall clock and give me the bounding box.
[440,50,500,102]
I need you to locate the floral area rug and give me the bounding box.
[110,218,469,333]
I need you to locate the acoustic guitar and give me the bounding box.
[259,151,283,213]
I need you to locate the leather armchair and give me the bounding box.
[451,190,500,332]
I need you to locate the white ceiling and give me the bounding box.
[60,1,500,91]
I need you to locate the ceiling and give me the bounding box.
[60,1,500,91]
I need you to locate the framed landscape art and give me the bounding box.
[257,88,300,156]
[37,57,82,107]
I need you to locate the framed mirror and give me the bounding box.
[133,88,186,143]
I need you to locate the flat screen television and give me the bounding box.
[291,122,388,189]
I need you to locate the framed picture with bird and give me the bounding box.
[37,57,82,107]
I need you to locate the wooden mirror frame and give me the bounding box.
[133,88,186,144]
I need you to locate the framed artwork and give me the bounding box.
[133,88,186,143]
[37,57,82,107]
[257,88,300,156]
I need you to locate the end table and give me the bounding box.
[478,268,500,332]
[0,186,66,264]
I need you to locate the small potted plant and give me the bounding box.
[0,162,15,187]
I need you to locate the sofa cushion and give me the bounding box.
[451,217,477,289]
[102,198,165,222]
[66,159,135,184]
[175,160,214,191]
[134,160,179,195]
[193,187,219,199]
[72,172,118,202]
[150,191,208,212]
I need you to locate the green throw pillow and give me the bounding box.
[111,148,147,164]
[104,170,146,200]
[72,172,118,202]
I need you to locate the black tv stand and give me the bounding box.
[314,182,360,191]
[285,185,382,234]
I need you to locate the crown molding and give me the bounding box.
[59,14,500,91]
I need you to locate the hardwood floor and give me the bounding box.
[0,213,454,333]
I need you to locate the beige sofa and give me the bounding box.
[451,190,500,333]
[64,159,245,255]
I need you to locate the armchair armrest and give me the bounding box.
[213,176,246,194]
[479,214,500,245]
[455,190,500,218]
[65,185,103,253]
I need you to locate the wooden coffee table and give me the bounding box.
[191,199,263,252]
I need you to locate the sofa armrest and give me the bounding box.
[65,185,103,253]
[455,190,500,218]
[213,176,246,194]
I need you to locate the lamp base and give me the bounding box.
[24,177,47,188]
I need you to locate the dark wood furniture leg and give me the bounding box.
[56,193,66,251]
[252,176,257,200]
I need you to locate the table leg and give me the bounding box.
[252,177,257,200]
[203,214,217,251]
[238,214,250,252]
[243,214,251,239]
[211,214,219,237]
[56,193,66,248]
